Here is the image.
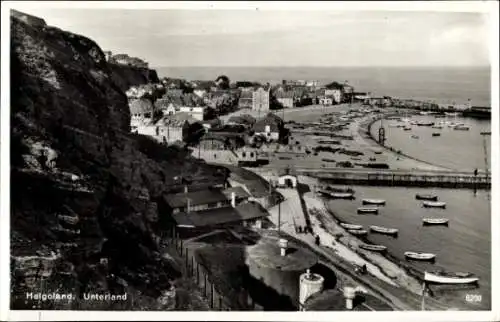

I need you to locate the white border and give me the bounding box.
[1,1,499,321]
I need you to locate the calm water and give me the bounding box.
[156,66,491,106]
[325,186,491,310]
[370,115,491,171]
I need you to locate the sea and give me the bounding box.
[156,66,491,106]
[159,66,492,309]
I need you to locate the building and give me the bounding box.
[155,98,178,116]
[129,98,154,131]
[278,174,298,188]
[179,106,206,121]
[324,89,343,104]
[252,116,281,143]
[238,91,254,109]
[171,201,269,231]
[193,89,207,98]
[252,87,270,112]
[152,116,190,144]
[275,91,295,108]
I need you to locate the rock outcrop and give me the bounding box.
[10,11,225,310]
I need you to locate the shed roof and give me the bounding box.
[222,186,251,200]
[171,201,269,227]
[164,189,228,208]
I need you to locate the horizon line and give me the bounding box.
[152,65,491,69]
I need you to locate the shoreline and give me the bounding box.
[355,112,454,171]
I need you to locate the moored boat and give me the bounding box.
[403,126,412,131]
[411,135,419,139]
[329,192,355,200]
[415,194,438,201]
[357,207,379,215]
[362,199,386,206]
[369,225,398,236]
[422,201,446,209]
[454,125,470,131]
[404,251,436,262]
[431,125,443,129]
[480,131,491,135]
[417,121,435,126]
[359,244,387,252]
[347,229,368,236]
[340,223,363,230]
[432,133,441,137]
[422,218,449,226]
[424,271,479,284]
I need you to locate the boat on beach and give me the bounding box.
[423,201,446,209]
[331,192,355,200]
[362,199,386,206]
[357,207,379,215]
[415,194,438,201]
[454,125,470,131]
[340,223,363,230]
[422,218,449,226]
[404,251,436,262]
[369,225,399,236]
[347,229,368,236]
[424,271,479,284]
[359,243,387,252]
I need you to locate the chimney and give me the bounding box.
[279,238,288,257]
[231,192,236,208]
[184,185,188,194]
[343,287,356,310]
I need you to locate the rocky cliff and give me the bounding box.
[109,63,160,92]
[10,11,223,310]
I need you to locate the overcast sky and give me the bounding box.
[13,7,491,68]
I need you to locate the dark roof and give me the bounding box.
[222,186,251,200]
[171,201,269,227]
[164,189,228,208]
[253,118,280,133]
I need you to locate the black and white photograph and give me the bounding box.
[1,1,498,321]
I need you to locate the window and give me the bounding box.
[250,152,254,157]
[242,152,246,158]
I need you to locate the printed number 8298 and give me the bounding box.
[465,294,482,303]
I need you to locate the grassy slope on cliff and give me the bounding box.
[10,13,222,310]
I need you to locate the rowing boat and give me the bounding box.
[422,201,446,209]
[331,192,355,200]
[362,199,386,206]
[359,244,387,252]
[424,271,479,284]
[369,225,398,236]
[347,229,368,236]
[415,194,438,201]
[340,223,363,230]
[422,218,449,226]
[404,251,436,262]
[357,207,379,215]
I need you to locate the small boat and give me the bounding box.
[411,135,419,139]
[362,199,386,206]
[359,244,387,252]
[403,126,412,131]
[369,157,376,161]
[431,125,443,129]
[370,225,398,236]
[432,133,441,137]
[422,218,449,226]
[331,192,355,200]
[424,271,479,284]
[445,112,460,116]
[340,223,364,230]
[404,251,436,262]
[423,201,446,209]
[480,131,491,135]
[347,229,368,236]
[415,194,438,201]
[454,125,470,131]
[357,207,379,215]
[373,150,383,155]
[417,121,434,126]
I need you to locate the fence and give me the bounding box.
[166,227,256,310]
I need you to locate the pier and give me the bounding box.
[291,168,490,189]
